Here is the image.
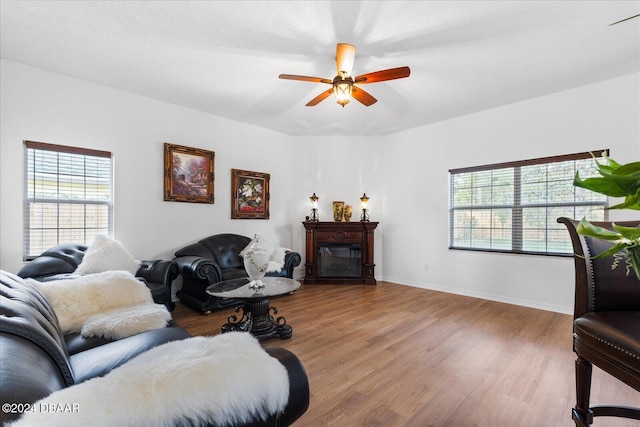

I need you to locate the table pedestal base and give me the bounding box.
[221,297,292,340]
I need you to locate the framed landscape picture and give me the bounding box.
[164,143,215,204]
[231,169,270,219]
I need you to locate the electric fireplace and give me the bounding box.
[302,221,378,285]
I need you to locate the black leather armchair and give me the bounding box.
[558,217,640,426]
[16,243,179,311]
[174,234,301,313]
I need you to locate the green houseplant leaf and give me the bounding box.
[577,218,623,241]
[608,189,640,210]
[599,168,640,196]
[613,223,640,240]
[573,157,640,204]
[573,153,640,281]
[573,173,628,197]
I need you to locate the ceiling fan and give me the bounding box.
[279,43,410,107]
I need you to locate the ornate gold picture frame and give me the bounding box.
[231,169,270,219]
[164,143,215,204]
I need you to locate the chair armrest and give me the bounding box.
[265,251,301,279]
[174,256,223,285]
[17,256,73,280]
[282,251,302,278]
[135,260,179,311]
[136,260,178,287]
[17,243,88,280]
[264,346,310,426]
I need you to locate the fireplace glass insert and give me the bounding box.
[317,243,362,278]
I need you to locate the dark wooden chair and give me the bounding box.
[558,217,640,426]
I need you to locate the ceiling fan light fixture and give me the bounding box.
[279,43,409,108]
[333,76,353,107]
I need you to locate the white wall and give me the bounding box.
[2,59,638,313]
[0,60,298,277]
[380,72,640,313]
[289,136,385,278]
[0,60,383,287]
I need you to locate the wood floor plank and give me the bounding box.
[171,281,640,426]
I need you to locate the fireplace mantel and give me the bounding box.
[302,221,378,285]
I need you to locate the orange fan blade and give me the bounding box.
[354,66,411,84]
[352,86,377,106]
[306,88,333,106]
[336,43,356,77]
[279,74,332,84]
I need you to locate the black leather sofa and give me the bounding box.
[174,234,302,312]
[17,243,178,311]
[0,271,310,426]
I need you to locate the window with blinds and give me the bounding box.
[449,150,608,256]
[24,141,113,259]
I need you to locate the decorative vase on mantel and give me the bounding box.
[333,201,344,222]
[343,205,353,222]
[243,234,269,290]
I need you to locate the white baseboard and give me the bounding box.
[381,275,573,315]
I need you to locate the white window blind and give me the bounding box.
[449,150,608,256]
[24,141,113,259]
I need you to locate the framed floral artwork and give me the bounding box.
[164,143,215,204]
[231,169,270,219]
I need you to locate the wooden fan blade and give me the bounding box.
[279,74,332,84]
[354,66,411,84]
[352,86,377,106]
[610,14,640,25]
[336,43,356,77]
[306,88,333,106]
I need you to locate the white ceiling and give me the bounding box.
[1,1,639,136]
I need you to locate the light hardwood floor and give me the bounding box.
[171,281,639,427]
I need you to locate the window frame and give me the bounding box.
[23,140,114,260]
[448,150,609,257]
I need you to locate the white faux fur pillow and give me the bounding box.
[11,333,289,427]
[75,235,140,276]
[81,303,171,340]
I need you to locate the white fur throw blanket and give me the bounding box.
[30,270,170,339]
[11,333,290,427]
